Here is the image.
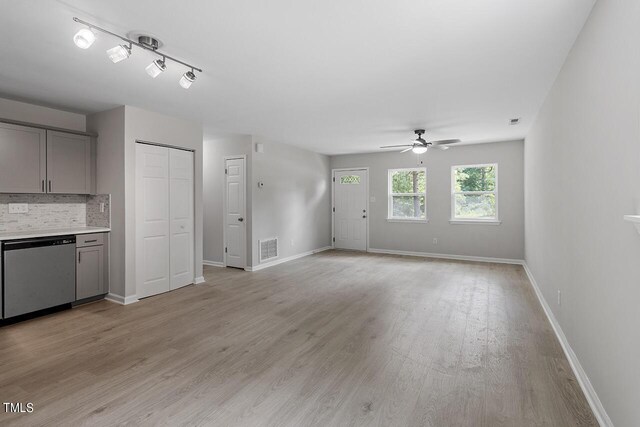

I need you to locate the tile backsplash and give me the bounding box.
[87,194,111,228]
[0,194,111,232]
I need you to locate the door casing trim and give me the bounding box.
[223,155,247,269]
[331,167,370,252]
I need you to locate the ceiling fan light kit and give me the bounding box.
[72,17,202,89]
[412,145,428,154]
[380,129,461,154]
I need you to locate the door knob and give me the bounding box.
[238,217,244,222]
[362,215,367,218]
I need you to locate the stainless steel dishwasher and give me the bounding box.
[2,235,76,318]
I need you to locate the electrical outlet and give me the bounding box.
[433,238,438,245]
[99,202,105,213]
[557,290,561,306]
[8,203,28,214]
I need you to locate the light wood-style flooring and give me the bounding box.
[0,251,596,426]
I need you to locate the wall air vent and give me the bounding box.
[509,117,521,125]
[259,237,278,262]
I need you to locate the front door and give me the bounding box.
[225,157,246,268]
[334,169,368,251]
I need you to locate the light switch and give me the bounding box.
[8,203,28,214]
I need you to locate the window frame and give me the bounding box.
[450,163,500,224]
[387,167,428,222]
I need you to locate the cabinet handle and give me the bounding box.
[84,239,97,243]
[42,180,45,192]
[78,251,81,263]
[48,180,52,192]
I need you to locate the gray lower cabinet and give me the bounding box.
[76,235,108,300]
[0,122,46,193]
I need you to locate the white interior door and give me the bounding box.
[136,143,195,299]
[334,169,368,251]
[225,157,246,268]
[136,143,171,298]
[169,149,194,290]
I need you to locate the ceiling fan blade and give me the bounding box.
[380,144,413,148]
[400,147,413,153]
[430,139,461,145]
[436,145,450,151]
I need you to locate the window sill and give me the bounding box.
[449,219,501,225]
[387,218,429,223]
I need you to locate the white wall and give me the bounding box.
[330,140,524,260]
[87,106,126,297]
[202,136,332,267]
[0,97,85,131]
[124,106,204,297]
[251,139,332,266]
[89,106,203,300]
[203,134,252,263]
[524,1,640,425]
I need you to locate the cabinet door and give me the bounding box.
[47,130,91,194]
[0,122,46,193]
[76,245,104,300]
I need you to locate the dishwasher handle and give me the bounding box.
[2,235,76,251]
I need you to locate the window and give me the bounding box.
[340,175,360,184]
[388,168,427,221]
[451,164,498,222]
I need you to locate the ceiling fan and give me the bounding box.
[380,129,461,154]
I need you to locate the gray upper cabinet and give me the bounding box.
[0,122,94,195]
[46,131,91,194]
[0,122,46,193]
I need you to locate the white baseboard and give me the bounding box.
[194,276,206,284]
[246,246,333,272]
[522,263,612,427]
[203,260,224,268]
[367,247,524,265]
[105,293,139,305]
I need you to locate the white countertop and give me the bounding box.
[0,227,110,241]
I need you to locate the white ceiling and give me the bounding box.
[0,0,595,154]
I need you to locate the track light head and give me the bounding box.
[179,70,196,89]
[146,59,166,78]
[73,28,95,49]
[106,44,131,63]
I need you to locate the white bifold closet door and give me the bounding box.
[136,143,194,299]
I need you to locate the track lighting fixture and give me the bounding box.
[179,71,196,89]
[73,28,95,49]
[106,44,132,63]
[72,17,202,88]
[146,58,167,78]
